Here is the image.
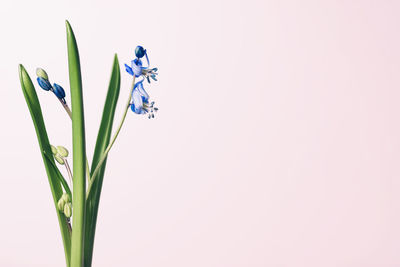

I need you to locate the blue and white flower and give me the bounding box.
[125,46,159,118]
[130,80,158,118]
[124,46,158,83]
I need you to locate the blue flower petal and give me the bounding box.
[131,58,143,77]
[125,64,133,76]
[37,77,52,91]
[135,81,149,100]
[131,88,145,114]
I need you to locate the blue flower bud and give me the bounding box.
[135,46,146,58]
[52,83,66,99]
[37,77,52,91]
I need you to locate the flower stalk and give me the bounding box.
[87,75,136,197]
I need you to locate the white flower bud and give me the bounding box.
[57,198,65,212]
[57,146,69,158]
[36,68,49,80]
[64,203,72,218]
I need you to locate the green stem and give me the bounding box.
[86,76,136,198]
[43,150,72,199]
[64,159,73,184]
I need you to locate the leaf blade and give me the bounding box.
[19,64,71,266]
[84,54,121,266]
[66,20,86,267]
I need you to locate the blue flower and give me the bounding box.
[124,46,158,82]
[130,80,157,118]
[52,83,66,103]
[125,58,143,77]
[37,76,52,91]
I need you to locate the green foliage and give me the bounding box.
[20,21,122,267]
[84,54,121,267]
[19,65,72,267]
[66,20,87,267]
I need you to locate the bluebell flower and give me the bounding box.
[124,46,158,82]
[52,83,66,103]
[130,80,157,118]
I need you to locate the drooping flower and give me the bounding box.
[130,80,157,118]
[124,46,158,82]
[125,46,159,118]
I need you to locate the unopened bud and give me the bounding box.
[51,145,58,155]
[57,146,69,158]
[54,154,65,165]
[36,68,49,80]
[57,198,65,212]
[61,193,70,203]
[64,203,72,218]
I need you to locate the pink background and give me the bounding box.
[1,0,400,266]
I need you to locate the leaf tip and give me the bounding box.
[18,64,25,73]
[113,53,119,64]
[65,20,73,36]
[18,64,28,83]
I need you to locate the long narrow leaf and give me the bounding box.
[84,54,121,266]
[66,20,86,267]
[19,64,71,267]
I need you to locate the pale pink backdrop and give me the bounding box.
[1,0,400,266]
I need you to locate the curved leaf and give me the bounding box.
[19,64,71,266]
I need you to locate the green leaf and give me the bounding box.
[84,54,121,267]
[18,64,71,267]
[66,20,86,267]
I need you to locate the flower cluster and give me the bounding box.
[58,193,72,218]
[125,46,159,119]
[36,68,67,104]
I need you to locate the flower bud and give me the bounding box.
[36,68,49,80]
[64,203,72,218]
[57,146,69,158]
[54,154,65,165]
[57,198,65,212]
[51,145,58,155]
[52,83,66,99]
[37,77,52,91]
[135,46,146,58]
[61,193,70,203]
